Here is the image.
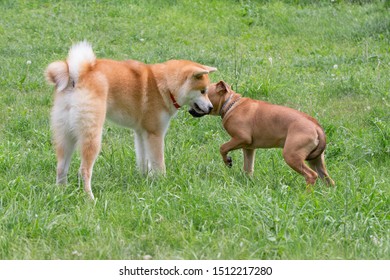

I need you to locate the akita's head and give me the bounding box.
[167,60,217,117]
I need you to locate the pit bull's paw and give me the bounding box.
[226,156,233,168]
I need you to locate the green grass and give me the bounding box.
[0,0,389,259]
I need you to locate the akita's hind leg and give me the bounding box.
[52,106,76,185]
[54,135,76,185]
[76,92,106,199]
[79,130,103,200]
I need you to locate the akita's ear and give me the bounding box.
[216,80,230,95]
[203,66,217,73]
[193,70,208,79]
[192,66,217,79]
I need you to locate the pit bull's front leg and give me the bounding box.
[220,137,247,168]
[243,148,256,175]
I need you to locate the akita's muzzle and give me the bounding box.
[188,101,213,117]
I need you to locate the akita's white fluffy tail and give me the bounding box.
[45,41,96,92]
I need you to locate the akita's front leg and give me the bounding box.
[134,132,147,174]
[144,132,166,175]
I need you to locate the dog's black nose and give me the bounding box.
[207,105,213,113]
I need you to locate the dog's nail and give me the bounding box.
[226,156,233,167]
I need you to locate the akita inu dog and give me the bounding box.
[45,41,216,199]
[205,81,334,187]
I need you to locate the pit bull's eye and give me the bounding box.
[200,89,206,94]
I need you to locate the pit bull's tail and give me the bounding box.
[306,126,326,161]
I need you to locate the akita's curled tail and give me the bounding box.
[45,41,96,92]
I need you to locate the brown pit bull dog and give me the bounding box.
[205,80,335,186]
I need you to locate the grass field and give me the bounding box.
[0,0,389,259]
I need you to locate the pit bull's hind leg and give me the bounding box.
[282,134,319,185]
[307,153,335,186]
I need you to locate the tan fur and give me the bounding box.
[207,81,334,187]
[45,41,216,199]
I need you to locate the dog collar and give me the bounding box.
[219,93,233,116]
[221,96,241,119]
[170,93,181,109]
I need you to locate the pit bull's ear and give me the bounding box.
[216,80,229,95]
[193,66,217,79]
